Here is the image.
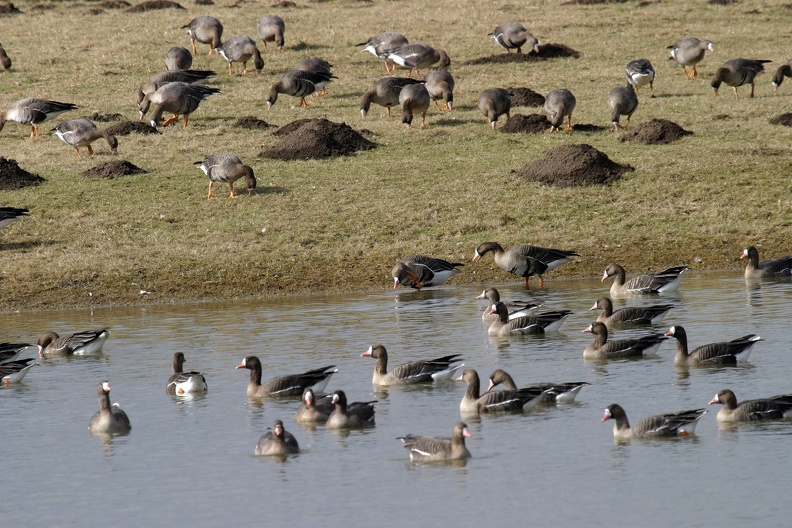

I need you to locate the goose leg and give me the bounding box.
[190,39,197,55]
[690,65,698,78]
[228,183,238,199]
[183,114,189,127]
[87,144,94,156]
[733,86,740,100]
[749,81,755,98]
[74,147,82,158]
[434,100,442,111]
[300,98,309,108]
[649,82,655,98]
[565,114,573,131]
[161,115,179,126]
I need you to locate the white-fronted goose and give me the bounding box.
[488,302,571,337]
[37,329,109,356]
[196,154,256,199]
[0,98,77,138]
[165,46,192,70]
[0,207,28,229]
[266,70,335,109]
[386,44,450,78]
[476,287,542,323]
[298,57,332,74]
[360,77,423,119]
[711,59,770,99]
[0,42,11,71]
[602,403,706,440]
[668,37,713,79]
[399,83,430,127]
[602,263,687,297]
[456,368,547,414]
[326,390,376,429]
[608,84,638,131]
[399,421,472,462]
[255,419,300,455]
[391,255,463,289]
[166,352,208,395]
[54,118,118,158]
[665,326,760,368]
[235,356,337,398]
[361,344,464,386]
[709,389,792,423]
[136,69,216,108]
[487,369,588,404]
[143,82,220,128]
[625,58,655,97]
[582,322,667,360]
[1,358,37,385]
[771,59,792,93]
[182,16,223,56]
[544,88,576,132]
[216,35,264,75]
[0,342,31,364]
[473,241,579,286]
[256,15,285,52]
[740,246,792,278]
[359,32,409,72]
[489,23,539,54]
[477,88,511,130]
[424,70,454,111]
[591,297,674,328]
[294,387,334,424]
[89,381,131,435]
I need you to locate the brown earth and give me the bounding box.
[620,118,693,144]
[260,118,376,161]
[464,43,581,65]
[100,0,131,7]
[769,113,792,126]
[232,116,274,130]
[500,114,549,134]
[82,160,146,179]
[86,112,124,122]
[515,143,632,187]
[0,2,21,14]
[506,87,545,107]
[105,121,160,136]
[126,0,184,12]
[573,123,609,132]
[0,157,45,190]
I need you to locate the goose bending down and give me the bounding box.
[582,322,667,360]
[235,356,337,398]
[488,302,571,337]
[608,84,638,131]
[195,154,256,199]
[399,83,430,127]
[590,297,674,328]
[182,16,223,56]
[358,32,409,72]
[478,88,511,130]
[294,387,334,424]
[668,37,713,79]
[489,23,539,54]
[665,326,761,368]
[166,352,208,395]
[544,88,576,132]
[473,241,579,286]
[326,390,376,429]
[0,207,28,229]
[602,263,687,297]
[360,77,424,119]
[0,42,10,71]
[0,342,31,364]
[89,381,131,435]
[711,59,770,100]
[385,44,450,78]
[266,70,336,109]
[215,35,264,75]
[255,420,300,455]
[136,70,216,108]
[602,403,706,440]
[771,59,792,93]
[740,246,792,278]
[708,389,792,423]
[425,70,454,111]
[142,82,220,128]
[54,118,118,158]
[487,369,588,404]
[399,421,472,462]
[625,58,655,97]
[165,46,192,71]
[256,15,285,52]
[391,255,463,289]
[456,368,548,414]
[37,329,110,356]
[476,287,542,323]
[0,98,77,138]
[361,344,464,386]
[1,358,38,385]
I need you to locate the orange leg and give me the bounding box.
[386,107,391,118]
[434,100,442,111]
[161,115,179,127]
[538,276,545,287]
[87,144,94,156]
[421,112,426,127]
[207,182,214,199]
[183,114,189,127]
[565,115,574,131]
[300,97,309,108]
[190,39,197,55]
[74,147,82,158]
[750,81,755,98]
[690,65,698,78]
[228,62,233,75]
[228,183,238,199]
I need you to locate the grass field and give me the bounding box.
[1,0,790,312]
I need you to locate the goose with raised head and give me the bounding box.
[590,297,674,328]
[602,263,687,297]
[89,381,131,435]
[456,368,547,414]
[0,98,76,138]
[294,387,334,424]
[711,59,770,99]
[54,118,118,158]
[487,369,588,404]
[235,356,337,398]
[544,88,576,132]
[488,302,571,337]
[256,15,285,52]
[602,403,706,440]
[398,421,472,462]
[37,329,109,356]
[255,420,300,455]
[477,88,511,130]
[473,241,579,286]
[582,322,667,360]
[182,16,223,56]
[476,287,542,323]
[360,77,423,119]
[166,352,208,395]
[361,344,463,386]
[326,390,376,429]
[740,246,792,278]
[665,326,761,368]
[489,23,539,54]
[392,255,463,289]
[709,389,792,423]
[668,37,713,79]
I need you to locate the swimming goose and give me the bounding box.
[625,58,655,97]
[476,287,542,323]
[488,302,571,337]
[391,255,463,289]
[668,37,714,79]
[477,88,511,130]
[235,356,337,398]
[164,46,192,70]
[361,344,464,386]
[89,381,131,435]
[473,241,579,286]
[37,329,109,356]
[544,88,576,132]
[740,246,792,278]
[601,263,687,297]
[0,207,28,229]
[195,154,256,199]
[0,342,31,364]
[489,22,539,54]
[1,358,37,385]
[54,118,118,158]
[0,98,77,138]
[608,84,638,131]
[399,82,430,127]
[358,32,409,72]
[136,69,216,108]
[711,59,770,99]
[398,421,472,462]
[326,390,376,429]
[590,297,674,328]
[487,369,588,404]
[294,387,334,424]
[182,16,223,56]
[255,420,300,455]
[385,44,450,78]
[0,42,10,71]
[771,59,792,92]
[360,77,424,118]
[456,368,548,414]
[582,322,667,360]
[166,352,208,395]
[215,35,264,75]
[665,326,761,368]
[256,15,285,52]
[266,70,335,109]
[708,389,792,423]
[602,403,706,440]
[424,70,454,111]
[143,82,220,128]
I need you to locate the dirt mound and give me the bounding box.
[100,0,131,7]
[506,87,545,107]
[708,0,738,4]
[105,121,160,136]
[769,113,792,126]
[126,0,183,12]
[194,0,213,4]
[0,2,22,14]
[515,144,632,187]
[500,114,549,134]
[465,43,580,65]
[620,119,692,144]
[232,116,273,130]
[86,112,124,123]
[261,119,376,161]
[0,157,44,190]
[83,160,146,179]
[564,0,629,4]
[573,123,609,132]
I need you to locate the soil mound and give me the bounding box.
[86,112,124,122]
[83,160,146,179]
[100,0,131,7]
[232,116,273,130]
[620,119,692,144]
[0,157,44,190]
[564,0,629,4]
[515,144,632,187]
[194,0,213,4]
[769,113,792,126]
[126,0,183,12]
[506,87,545,107]
[105,121,160,136]
[464,43,580,65]
[573,123,609,132]
[0,2,22,14]
[500,114,549,134]
[261,118,376,161]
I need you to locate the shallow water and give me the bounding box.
[2,272,790,526]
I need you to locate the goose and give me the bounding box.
[166,352,208,395]
[590,297,674,328]
[294,387,334,424]
[136,69,216,108]
[625,58,655,98]
[487,369,588,404]
[1,358,37,385]
[399,82,430,127]
[456,368,548,414]
[298,57,334,94]
[360,77,424,119]
[89,381,131,435]
[195,154,256,199]
[489,23,539,54]
[488,302,571,337]
[477,88,511,130]
[256,15,285,52]
[544,88,576,132]
[601,263,687,297]
[0,98,77,138]
[473,241,579,286]
[215,35,264,75]
[0,342,31,364]
[164,46,192,70]
[608,84,638,131]
[771,59,792,93]
[424,69,454,111]
[54,118,118,158]
[360,344,463,386]
[740,246,792,278]
[358,32,409,72]
[0,207,28,229]
[582,322,667,360]
[143,82,220,128]
[385,44,450,78]
[266,70,335,109]
[665,326,761,368]
[326,390,376,429]
[602,403,706,440]
[391,255,463,289]
[476,287,542,323]
[668,37,713,79]
[255,420,300,455]
[37,329,109,356]
[711,59,771,99]
[182,16,223,56]
[0,42,11,71]
[398,421,472,462]
[235,356,337,398]
[708,389,792,423]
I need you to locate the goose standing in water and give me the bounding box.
[196,154,256,199]
[89,381,131,435]
[398,421,472,462]
[54,118,118,158]
[602,403,706,440]
[601,263,687,297]
[740,246,792,278]
[391,255,463,289]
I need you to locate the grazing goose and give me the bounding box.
[608,84,638,131]
[136,69,216,108]
[298,57,333,94]
[602,263,687,297]
[424,70,454,111]
[54,118,118,158]
[385,44,450,77]
[215,35,264,75]
[602,403,706,440]
[37,329,109,356]
[326,390,376,429]
[266,70,335,109]
[1,358,37,385]
[473,241,579,286]
[256,15,285,52]
[489,22,539,54]
[668,37,714,79]
[255,420,300,456]
[182,16,223,56]
[195,154,256,199]
[590,297,674,328]
[740,246,792,278]
[0,98,77,138]
[0,342,31,364]
[708,389,792,423]
[360,77,423,118]
[361,344,463,386]
[0,42,11,71]
[235,356,337,398]
[476,287,542,323]
[665,326,761,368]
[164,46,192,70]
[487,369,588,404]
[488,302,571,337]
[399,82,430,127]
[398,421,472,462]
[89,381,131,435]
[625,58,655,97]
[544,88,576,132]
[456,368,547,414]
[358,32,409,72]
[391,255,463,289]
[711,59,771,99]
[582,322,667,360]
[143,82,220,128]
[0,207,28,229]
[166,352,208,395]
[294,387,334,424]
[477,88,511,130]
[771,59,792,92]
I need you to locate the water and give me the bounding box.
[2,272,790,526]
